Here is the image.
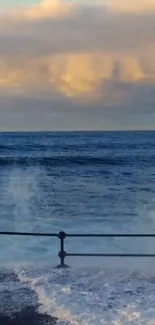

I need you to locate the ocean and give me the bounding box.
[0,131,155,324]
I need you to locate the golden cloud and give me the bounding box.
[0,51,148,99]
[48,53,145,97]
[1,0,74,22]
[0,0,155,104]
[107,0,155,14]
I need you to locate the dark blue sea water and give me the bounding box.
[0,131,155,324]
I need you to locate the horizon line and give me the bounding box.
[0,129,154,133]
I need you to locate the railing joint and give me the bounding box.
[58,231,66,239]
[58,250,67,258]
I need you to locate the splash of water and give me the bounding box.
[17,266,155,325]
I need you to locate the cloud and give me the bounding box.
[0,0,155,129]
[1,0,74,21]
[107,0,155,14]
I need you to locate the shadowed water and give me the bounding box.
[0,269,57,324]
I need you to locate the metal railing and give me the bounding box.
[0,231,155,267]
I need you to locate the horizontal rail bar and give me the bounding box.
[0,232,155,237]
[67,253,155,257]
[0,231,58,237]
[1,230,155,267]
[66,233,155,237]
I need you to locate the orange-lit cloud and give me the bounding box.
[1,0,74,21]
[0,0,155,130]
[107,0,155,14]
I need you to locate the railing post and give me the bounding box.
[56,231,68,268]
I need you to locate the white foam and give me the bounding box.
[17,266,155,325]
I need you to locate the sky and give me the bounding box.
[0,0,155,131]
[0,0,40,10]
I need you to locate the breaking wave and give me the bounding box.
[17,265,155,325]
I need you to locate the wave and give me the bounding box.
[0,144,48,151]
[0,268,57,324]
[0,155,151,168]
[0,142,150,151]
[18,266,155,325]
[1,265,155,325]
